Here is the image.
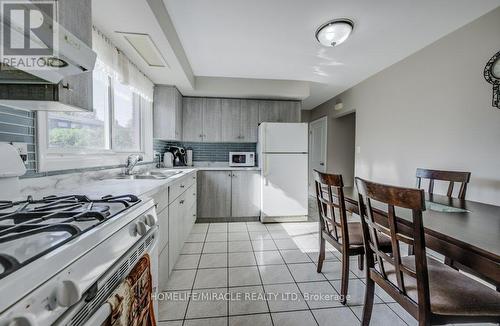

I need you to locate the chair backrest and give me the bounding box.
[416,168,471,200]
[355,177,430,319]
[313,170,349,245]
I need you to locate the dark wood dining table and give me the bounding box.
[340,187,500,287]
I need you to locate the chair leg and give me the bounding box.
[317,236,325,273]
[444,257,457,270]
[361,277,375,326]
[358,254,364,271]
[340,252,349,305]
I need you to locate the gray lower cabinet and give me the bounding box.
[198,170,261,218]
[156,172,197,291]
[158,208,169,253]
[182,97,204,141]
[158,245,169,291]
[231,171,261,217]
[197,171,232,218]
[154,86,183,140]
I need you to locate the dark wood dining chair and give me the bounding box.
[416,168,471,200]
[313,170,391,305]
[415,168,471,267]
[355,177,500,326]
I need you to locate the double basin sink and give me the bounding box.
[114,170,183,180]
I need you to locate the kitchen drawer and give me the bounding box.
[158,207,169,252]
[159,244,169,292]
[169,172,196,203]
[151,186,169,213]
[186,183,197,209]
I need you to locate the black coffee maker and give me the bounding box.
[168,146,187,167]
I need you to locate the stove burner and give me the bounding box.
[0,194,140,279]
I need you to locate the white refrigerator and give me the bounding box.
[258,122,309,223]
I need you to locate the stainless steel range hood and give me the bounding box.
[0,0,96,112]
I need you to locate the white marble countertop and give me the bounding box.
[19,168,197,199]
[67,169,197,198]
[188,166,261,171]
[18,163,261,201]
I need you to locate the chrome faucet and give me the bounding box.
[125,154,144,175]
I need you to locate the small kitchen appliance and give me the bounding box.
[229,152,256,167]
[258,123,309,222]
[186,148,193,167]
[163,152,174,168]
[168,146,187,167]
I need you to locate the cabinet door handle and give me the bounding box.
[180,184,185,188]
[179,200,185,205]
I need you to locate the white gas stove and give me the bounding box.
[0,194,159,326]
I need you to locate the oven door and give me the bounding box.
[54,226,159,326]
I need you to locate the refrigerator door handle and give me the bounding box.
[263,156,269,186]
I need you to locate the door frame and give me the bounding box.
[309,116,328,194]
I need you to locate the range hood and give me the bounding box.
[0,1,96,112]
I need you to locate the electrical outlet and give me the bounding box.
[10,142,28,162]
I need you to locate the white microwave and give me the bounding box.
[229,152,255,167]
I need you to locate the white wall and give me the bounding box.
[311,7,500,205]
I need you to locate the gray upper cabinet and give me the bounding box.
[240,100,259,142]
[258,100,281,123]
[154,86,183,141]
[197,171,232,218]
[279,101,301,122]
[56,0,93,111]
[203,98,222,142]
[231,171,261,217]
[182,97,300,142]
[182,97,204,141]
[259,100,301,123]
[221,99,241,142]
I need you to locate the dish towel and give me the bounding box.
[106,254,156,326]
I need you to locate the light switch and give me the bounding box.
[356,146,361,154]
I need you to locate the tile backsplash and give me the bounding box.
[154,140,257,163]
[0,106,37,175]
[0,106,151,179]
[0,106,258,179]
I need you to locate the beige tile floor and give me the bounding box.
[157,199,496,326]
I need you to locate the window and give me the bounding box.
[46,65,144,153]
[38,63,153,172]
[47,67,110,150]
[37,27,154,172]
[112,81,141,151]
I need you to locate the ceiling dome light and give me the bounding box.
[315,19,354,47]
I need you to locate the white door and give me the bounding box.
[259,123,308,153]
[261,153,308,217]
[309,117,328,194]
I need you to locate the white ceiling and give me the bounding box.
[94,0,500,109]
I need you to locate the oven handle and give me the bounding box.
[81,228,158,326]
[81,303,111,326]
[53,225,158,326]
